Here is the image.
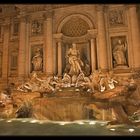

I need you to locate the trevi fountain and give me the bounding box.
[0,4,140,136]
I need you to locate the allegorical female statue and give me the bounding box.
[66,43,84,76]
[32,48,43,71]
[113,39,127,67]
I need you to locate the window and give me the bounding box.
[0,26,1,38]
[11,54,18,70]
[0,8,2,13]
[13,22,19,36]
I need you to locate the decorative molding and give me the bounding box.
[63,34,91,43]
[27,5,46,13]
[52,4,75,9]
[127,4,137,9]
[109,27,128,33]
[54,30,97,43]
[16,4,76,13]
[29,36,43,43]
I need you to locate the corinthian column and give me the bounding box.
[90,38,97,72]
[97,5,108,70]
[57,41,62,76]
[2,18,10,87]
[25,16,30,77]
[44,11,54,75]
[18,16,27,78]
[128,5,140,69]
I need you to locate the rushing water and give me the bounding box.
[0,118,140,136]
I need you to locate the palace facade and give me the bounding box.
[0,4,140,89]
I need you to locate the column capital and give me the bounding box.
[2,18,10,25]
[25,15,31,23]
[125,4,138,11]
[87,29,97,39]
[17,15,29,23]
[44,5,53,10]
[3,25,10,32]
[16,5,27,15]
[96,5,106,12]
[56,38,63,43]
[2,18,10,30]
[90,38,96,42]
[43,10,54,20]
[53,33,63,42]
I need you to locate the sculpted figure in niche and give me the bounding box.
[66,43,84,76]
[113,39,127,67]
[32,48,43,71]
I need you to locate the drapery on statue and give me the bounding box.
[66,43,84,76]
[32,48,43,71]
[113,39,127,67]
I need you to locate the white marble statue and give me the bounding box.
[75,72,85,87]
[17,72,55,93]
[32,48,43,71]
[62,73,71,87]
[113,39,127,66]
[66,43,84,76]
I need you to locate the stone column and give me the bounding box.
[90,38,96,72]
[97,5,108,70]
[25,16,30,77]
[2,18,10,87]
[44,11,53,75]
[128,5,140,69]
[18,16,27,78]
[57,41,62,76]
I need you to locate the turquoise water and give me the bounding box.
[0,119,139,136]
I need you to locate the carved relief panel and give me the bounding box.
[31,20,43,36]
[31,44,43,72]
[111,36,128,68]
[109,9,125,27]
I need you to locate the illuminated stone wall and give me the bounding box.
[0,4,140,89]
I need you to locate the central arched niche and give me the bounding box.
[57,14,94,32]
[61,16,90,37]
[61,42,91,76]
[58,14,94,76]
